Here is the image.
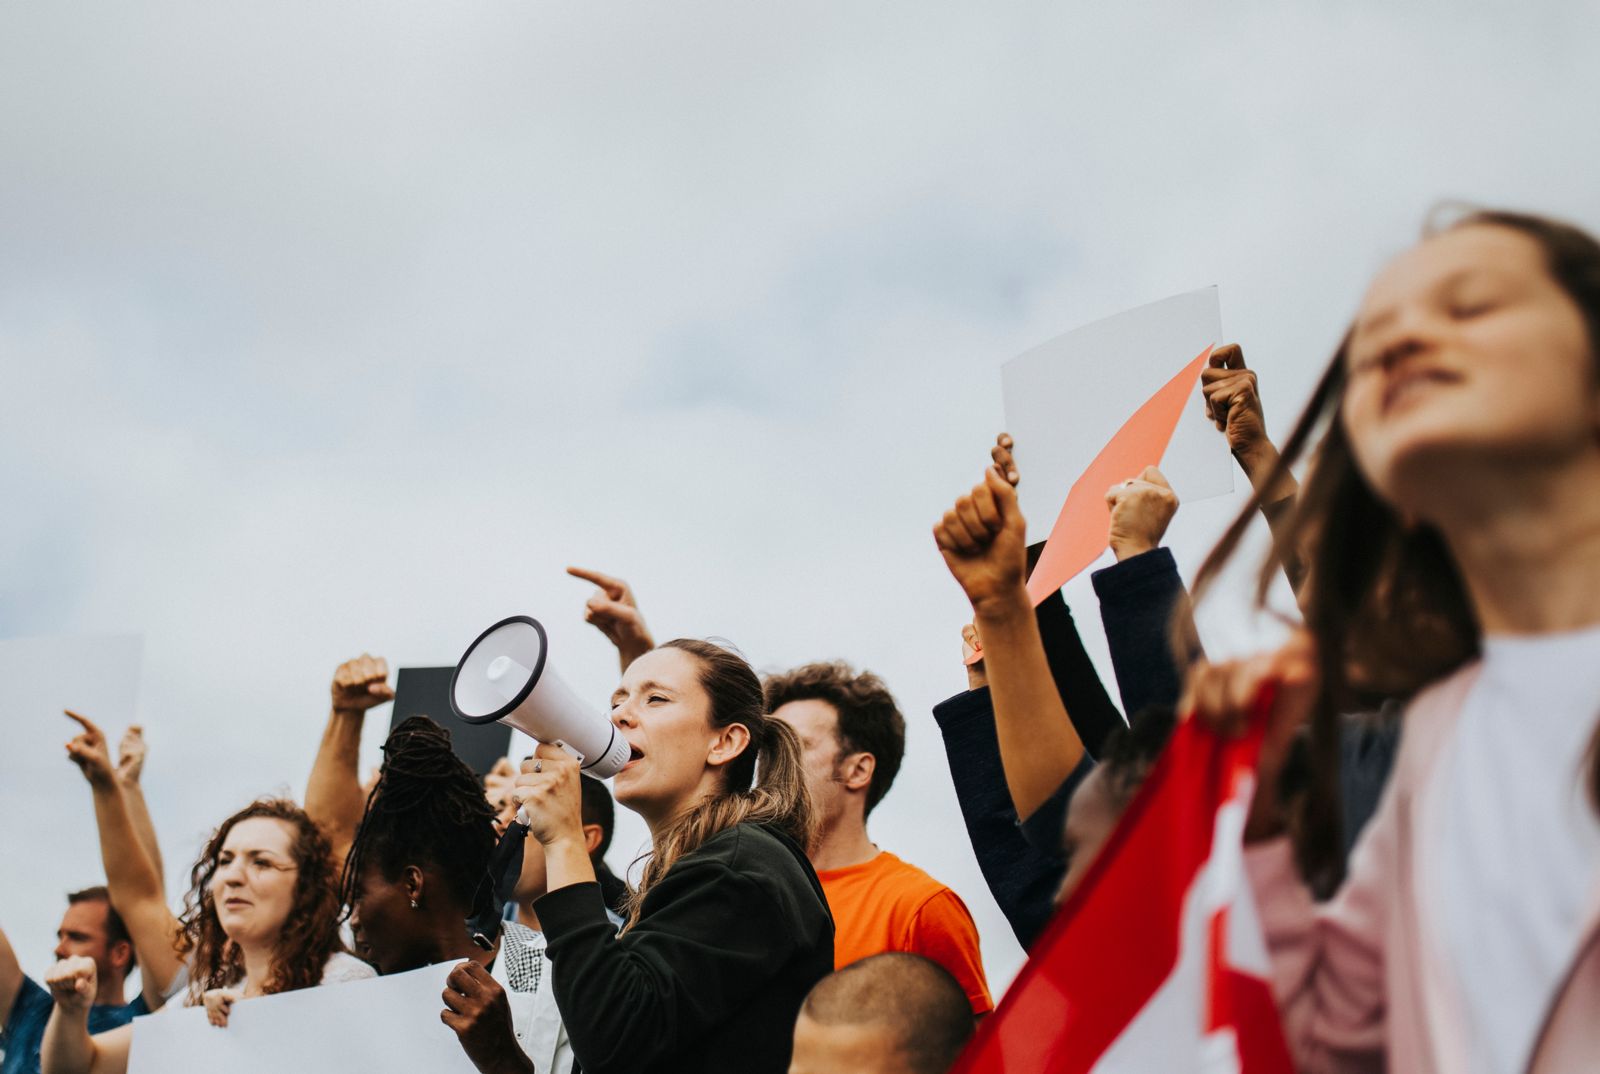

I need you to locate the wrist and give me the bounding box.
[1234,439,1277,477]
[969,583,1031,623]
[486,1051,536,1074]
[1110,538,1156,562]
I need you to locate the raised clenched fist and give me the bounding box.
[46,955,98,1013]
[933,460,1029,617]
[331,654,395,715]
[1105,466,1179,561]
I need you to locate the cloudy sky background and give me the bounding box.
[5,0,1600,990]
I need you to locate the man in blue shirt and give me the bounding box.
[0,889,149,1074]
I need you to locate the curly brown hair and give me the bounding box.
[763,661,905,816]
[177,798,345,999]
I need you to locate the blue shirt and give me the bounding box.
[0,976,149,1074]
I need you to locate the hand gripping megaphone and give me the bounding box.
[449,615,632,777]
[450,615,631,949]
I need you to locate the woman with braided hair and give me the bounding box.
[40,799,372,1074]
[342,715,574,1074]
[512,638,834,1074]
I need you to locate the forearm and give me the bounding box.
[92,781,163,905]
[42,1007,96,1074]
[90,781,181,1002]
[305,708,368,867]
[1033,586,1124,759]
[973,588,1087,820]
[118,777,165,894]
[1236,441,1299,504]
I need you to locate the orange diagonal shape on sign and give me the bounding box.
[1024,344,1214,606]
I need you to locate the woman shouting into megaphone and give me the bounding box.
[513,638,834,1074]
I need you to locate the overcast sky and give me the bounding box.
[5,0,1599,991]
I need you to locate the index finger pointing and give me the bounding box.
[62,710,102,736]
[566,566,626,599]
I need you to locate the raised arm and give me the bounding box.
[1201,344,1305,590]
[63,711,182,1010]
[41,957,132,1074]
[1092,466,1205,717]
[113,727,164,896]
[304,654,394,872]
[933,457,1085,821]
[566,567,656,674]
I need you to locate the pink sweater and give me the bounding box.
[1245,664,1600,1072]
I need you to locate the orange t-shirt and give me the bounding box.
[817,851,994,1015]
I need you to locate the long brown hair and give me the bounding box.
[177,798,345,999]
[1194,208,1600,895]
[624,638,814,928]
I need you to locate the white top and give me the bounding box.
[169,950,376,1005]
[490,922,574,1074]
[1429,624,1600,1074]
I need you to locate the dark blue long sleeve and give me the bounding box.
[931,582,1115,948]
[932,687,1073,949]
[1090,547,1203,717]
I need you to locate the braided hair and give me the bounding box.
[340,716,498,922]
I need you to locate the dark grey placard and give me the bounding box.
[390,666,512,778]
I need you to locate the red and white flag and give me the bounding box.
[952,700,1292,1073]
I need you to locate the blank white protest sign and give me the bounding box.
[128,963,479,1074]
[1001,287,1235,545]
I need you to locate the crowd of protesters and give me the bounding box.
[4,206,1599,1073]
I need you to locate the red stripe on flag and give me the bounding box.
[951,692,1292,1073]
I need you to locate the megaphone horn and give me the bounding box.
[449,615,631,778]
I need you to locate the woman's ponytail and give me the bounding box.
[623,639,813,928]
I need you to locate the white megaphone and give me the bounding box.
[449,615,632,778]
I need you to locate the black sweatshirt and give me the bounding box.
[534,822,834,1074]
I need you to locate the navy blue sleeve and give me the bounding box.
[931,554,1129,947]
[1090,547,1204,719]
[1018,754,1094,855]
[932,687,1064,949]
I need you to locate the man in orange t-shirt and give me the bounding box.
[766,663,993,1016]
